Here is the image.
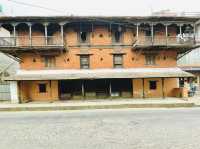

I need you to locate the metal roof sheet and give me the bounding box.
[0,15,198,23]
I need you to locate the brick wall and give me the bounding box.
[18,26,178,70]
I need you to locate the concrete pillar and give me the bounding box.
[10,81,19,104]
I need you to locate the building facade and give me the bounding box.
[178,48,200,92]
[0,27,18,101]
[0,16,198,103]
[178,22,200,93]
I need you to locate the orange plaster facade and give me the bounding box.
[17,25,182,101]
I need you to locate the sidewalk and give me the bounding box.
[0,98,195,112]
[189,96,200,106]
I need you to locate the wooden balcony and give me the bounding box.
[0,36,64,48]
[134,35,196,50]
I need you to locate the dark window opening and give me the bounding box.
[179,78,184,87]
[44,56,56,68]
[80,31,88,43]
[145,30,151,36]
[59,80,82,100]
[111,79,132,97]
[145,55,156,65]
[80,55,90,69]
[149,81,157,90]
[39,83,47,93]
[85,80,109,98]
[112,30,122,43]
[115,31,121,42]
[113,54,123,68]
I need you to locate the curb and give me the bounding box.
[0,103,195,112]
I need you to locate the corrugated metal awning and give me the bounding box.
[180,66,200,72]
[4,67,194,81]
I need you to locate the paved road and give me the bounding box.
[0,108,200,149]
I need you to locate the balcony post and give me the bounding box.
[44,23,48,46]
[136,23,139,40]
[151,23,154,45]
[27,23,32,46]
[179,24,182,35]
[165,24,168,45]
[12,24,17,46]
[60,24,64,46]
[193,23,196,43]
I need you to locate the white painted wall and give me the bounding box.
[10,81,19,104]
[0,27,10,37]
[0,82,11,100]
[196,24,200,40]
[178,48,200,66]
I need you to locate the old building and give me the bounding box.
[0,16,198,103]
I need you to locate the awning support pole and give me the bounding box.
[162,78,165,98]
[82,82,85,99]
[109,82,112,97]
[142,78,145,98]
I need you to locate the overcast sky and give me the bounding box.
[0,0,200,16]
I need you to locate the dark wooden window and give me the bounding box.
[112,30,122,43]
[44,56,56,68]
[39,83,47,93]
[79,31,89,43]
[149,81,157,90]
[145,55,156,65]
[80,55,90,69]
[113,54,123,68]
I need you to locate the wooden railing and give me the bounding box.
[0,35,196,48]
[136,36,195,46]
[0,36,63,47]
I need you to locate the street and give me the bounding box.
[0,108,200,149]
